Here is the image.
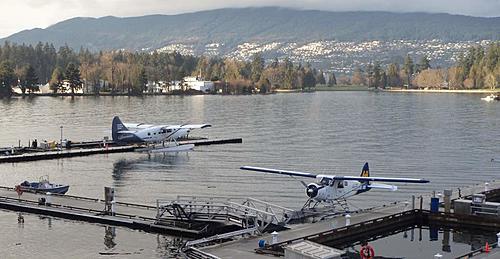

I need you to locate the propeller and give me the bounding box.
[306,184,319,198]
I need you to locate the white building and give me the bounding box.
[183,76,214,93]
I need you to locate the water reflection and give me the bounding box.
[155,234,185,258]
[340,226,497,258]
[112,154,190,181]
[17,212,24,228]
[104,226,116,249]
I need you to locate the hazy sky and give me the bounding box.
[0,0,499,38]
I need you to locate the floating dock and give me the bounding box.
[0,137,242,163]
[0,186,245,237]
[200,182,500,258]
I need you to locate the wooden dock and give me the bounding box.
[0,137,242,163]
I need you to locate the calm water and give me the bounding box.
[342,227,497,259]
[0,92,499,257]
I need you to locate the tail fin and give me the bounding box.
[112,116,128,141]
[360,162,369,177]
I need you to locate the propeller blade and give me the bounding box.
[300,181,308,187]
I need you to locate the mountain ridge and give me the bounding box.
[2,7,499,52]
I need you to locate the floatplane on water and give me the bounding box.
[241,163,429,211]
[112,116,211,153]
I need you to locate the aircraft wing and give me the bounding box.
[116,130,137,134]
[333,176,429,183]
[240,166,317,178]
[123,123,155,130]
[176,124,212,129]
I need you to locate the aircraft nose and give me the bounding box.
[306,184,318,198]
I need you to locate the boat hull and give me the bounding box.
[19,185,70,194]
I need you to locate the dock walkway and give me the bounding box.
[0,138,242,163]
[0,186,203,236]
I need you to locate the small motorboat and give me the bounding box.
[481,94,499,102]
[18,176,69,194]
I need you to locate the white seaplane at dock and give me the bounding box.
[111,116,211,153]
[241,163,429,210]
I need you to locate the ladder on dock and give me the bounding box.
[156,196,296,232]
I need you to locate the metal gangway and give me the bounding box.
[156,196,297,232]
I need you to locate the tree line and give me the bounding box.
[338,42,499,89]
[0,41,497,97]
[0,41,330,97]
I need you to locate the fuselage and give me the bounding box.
[306,177,368,202]
[116,126,190,144]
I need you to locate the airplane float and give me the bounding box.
[111,116,211,152]
[241,163,429,210]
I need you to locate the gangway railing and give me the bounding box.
[184,226,259,247]
[156,196,295,232]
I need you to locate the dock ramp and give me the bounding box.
[156,196,297,232]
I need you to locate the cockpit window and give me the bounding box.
[337,181,344,188]
[320,178,332,186]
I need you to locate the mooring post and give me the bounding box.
[485,182,489,192]
[443,189,452,214]
[345,214,351,226]
[111,200,116,216]
[271,231,279,244]
[420,196,423,210]
[45,192,52,206]
[412,195,415,210]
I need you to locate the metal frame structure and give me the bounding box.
[156,196,296,232]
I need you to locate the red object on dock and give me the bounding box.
[484,242,491,253]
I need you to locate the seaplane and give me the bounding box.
[241,163,429,211]
[111,116,211,153]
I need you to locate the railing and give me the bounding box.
[183,247,221,259]
[261,209,422,252]
[156,196,294,231]
[184,226,259,247]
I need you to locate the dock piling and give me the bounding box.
[345,214,351,226]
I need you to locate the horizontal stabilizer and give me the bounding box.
[368,183,398,191]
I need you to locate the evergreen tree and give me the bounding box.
[302,69,316,89]
[0,61,15,97]
[404,54,414,88]
[366,63,374,87]
[138,67,148,94]
[328,72,337,86]
[250,53,264,83]
[418,55,431,72]
[373,61,382,88]
[22,64,39,94]
[65,63,82,95]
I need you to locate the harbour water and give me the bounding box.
[0,92,499,257]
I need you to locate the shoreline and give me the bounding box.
[2,88,498,98]
[382,88,499,94]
